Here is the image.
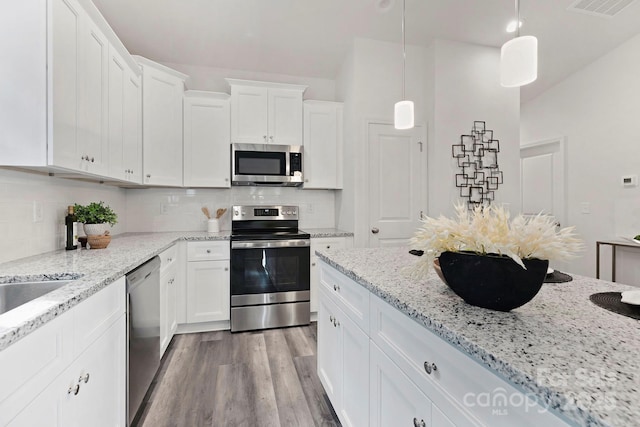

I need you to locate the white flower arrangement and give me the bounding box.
[410,204,583,276]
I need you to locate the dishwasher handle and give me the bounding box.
[126,256,161,292]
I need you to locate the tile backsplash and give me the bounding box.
[0,168,336,265]
[125,186,336,232]
[0,168,127,265]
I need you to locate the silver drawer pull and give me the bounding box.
[333,284,340,292]
[80,373,90,383]
[413,417,419,427]
[423,361,437,375]
[68,384,80,395]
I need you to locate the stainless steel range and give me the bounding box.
[230,205,310,332]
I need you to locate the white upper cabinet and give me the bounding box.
[227,79,306,145]
[303,100,344,189]
[136,56,187,187]
[0,0,142,183]
[108,47,142,184]
[183,91,231,188]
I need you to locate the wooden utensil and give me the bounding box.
[201,206,211,219]
[215,208,227,219]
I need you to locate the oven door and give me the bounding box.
[230,239,310,306]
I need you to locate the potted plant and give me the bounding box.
[74,202,118,249]
[411,204,583,311]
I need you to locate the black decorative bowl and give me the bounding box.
[438,251,548,311]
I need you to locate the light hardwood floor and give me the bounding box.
[135,323,341,427]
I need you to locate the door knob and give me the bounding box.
[371,227,380,234]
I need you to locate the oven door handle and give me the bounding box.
[232,239,311,249]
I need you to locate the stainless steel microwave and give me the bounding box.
[231,143,303,186]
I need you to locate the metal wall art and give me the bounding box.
[452,121,503,210]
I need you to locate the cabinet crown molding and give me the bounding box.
[184,90,230,100]
[133,55,188,81]
[225,78,307,93]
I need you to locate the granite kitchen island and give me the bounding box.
[315,246,639,427]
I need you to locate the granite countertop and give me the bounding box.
[0,231,230,352]
[301,228,354,238]
[315,247,640,427]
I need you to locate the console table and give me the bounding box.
[596,239,640,281]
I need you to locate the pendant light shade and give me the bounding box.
[500,35,538,87]
[500,0,538,88]
[394,0,414,130]
[394,100,414,130]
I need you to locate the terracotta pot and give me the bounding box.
[438,251,548,311]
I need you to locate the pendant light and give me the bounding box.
[500,0,537,88]
[394,0,414,129]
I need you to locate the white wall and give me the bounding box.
[162,61,336,101]
[429,39,520,218]
[0,168,126,264]
[125,187,335,233]
[521,33,640,283]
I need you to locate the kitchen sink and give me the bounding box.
[0,280,73,315]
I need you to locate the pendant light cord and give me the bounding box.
[402,0,406,99]
[515,0,520,38]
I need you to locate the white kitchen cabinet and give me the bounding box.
[310,236,352,313]
[160,264,178,357]
[0,278,126,427]
[0,0,141,182]
[108,47,142,183]
[303,100,344,189]
[370,342,432,427]
[136,56,187,187]
[183,91,231,187]
[185,242,230,326]
[317,287,369,427]
[227,79,306,145]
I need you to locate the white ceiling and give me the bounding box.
[92,0,640,102]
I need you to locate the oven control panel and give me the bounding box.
[232,205,299,221]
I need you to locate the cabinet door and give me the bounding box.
[160,266,177,357]
[310,256,319,313]
[186,260,230,323]
[6,376,66,427]
[230,85,268,144]
[123,72,142,183]
[66,315,126,427]
[183,94,231,187]
[370,342,432,427]
[50,0,83,171]
[107,48,126,181]
[317,290,342,407]
[337,307,369,427]
[142,66,184,186]
[267,89,303,145]
[303,102,343,189]
[78,16,109,176]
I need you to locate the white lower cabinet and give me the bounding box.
[317,286,369,427]
[310,236,352,313]
[185,242,230,326]
[318,262,572,427]
[160,264,178,356]
[1,278,126,427]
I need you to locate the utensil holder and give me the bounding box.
[207,219,220,233]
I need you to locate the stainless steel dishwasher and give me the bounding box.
[126,256,161,426]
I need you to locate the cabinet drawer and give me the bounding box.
[370,295,565,427]
[159,244,178,272]
[187,241,229,261]
[73,277,125,356]
[311,237,348,255]
[0,312,73,420]
[319,261,369,333]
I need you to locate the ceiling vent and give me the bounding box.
[568,0,637,17]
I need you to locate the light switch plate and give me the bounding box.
[32,201,43,223]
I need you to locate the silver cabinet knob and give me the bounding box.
[90,157,95,163]
[68,384,80,395]
[146,174,151,178]
[263,135,267,141]
[329,315,334,323]
[224,267,229,271]
[371,227,380,234]
[333,284,340,292]
[326,245,331,249]
[80,372,90,383]
[206,249,211,253]
[423,361,437,374]
[311,262,316,267]
[225,178,229,182]
[305,179,309,183]
[269,136,273,142]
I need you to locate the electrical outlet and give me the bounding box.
[580,202,591,214]
[32,201,43,223]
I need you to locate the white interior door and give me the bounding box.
[368,123,426,247]
[520,137,566,226]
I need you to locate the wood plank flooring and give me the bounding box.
[135,323,341,427]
